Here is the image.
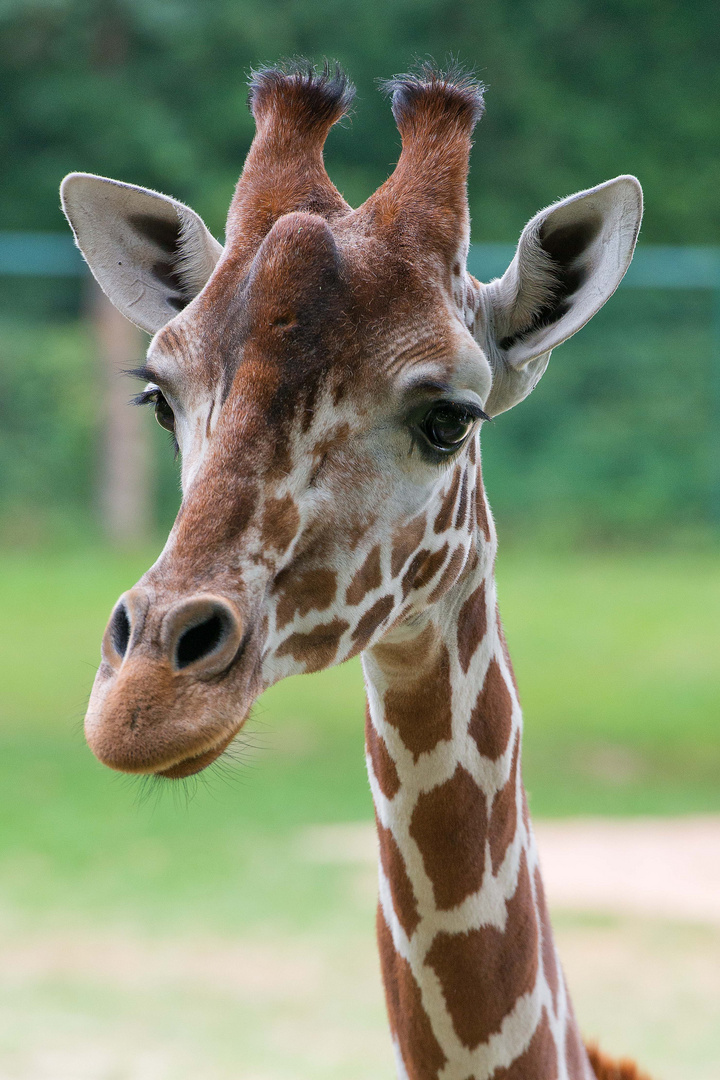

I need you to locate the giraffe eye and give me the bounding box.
[133,383,176,434]
[419,403,476,453]
[152,391,175,434]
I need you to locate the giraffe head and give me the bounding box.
[61,63,642,779]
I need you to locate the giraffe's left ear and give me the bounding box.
[60,173,224,334]
[476,175,642,416]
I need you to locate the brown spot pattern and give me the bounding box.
[427,545,466,603]
[345,544,382,605]
[476,486,491,542]
[433,467,461,533]
[534,866,559,1013]
[276,617,349,670]
[391,514,427,577]
[454,471,468,529]
[410,765,487,910]
[311,421,351,462]
[402,543,448,597]
[376,908,447,1080]
[365,709,400,799]
[346,513,377,550]
[497,607,520,693]
[456,579,487,674]
[383,642,452,760]
[377,821,420,938]
[274,567,337,629]
[351,594,394,651]
[261,493,300,553]
[489,733,520,874]
[425,852,538,1049]
[489,1010,557,1079]
[469,657,514,761]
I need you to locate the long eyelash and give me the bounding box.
[130,387,160,408]
[463,402,492,422]
[125,365,156,382]
[129,382,180,459]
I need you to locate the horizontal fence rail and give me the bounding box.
[2,233,720,288]
[1,234,719,529]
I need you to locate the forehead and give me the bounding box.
[150,210,462,398]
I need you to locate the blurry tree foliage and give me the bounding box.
[0,0,718,241]
[0,0,718,546]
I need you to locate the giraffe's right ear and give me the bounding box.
[475,175,642,416]
[60,173,223,334]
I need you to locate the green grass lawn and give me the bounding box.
[0,545,718,1078]
[0,544,718,935]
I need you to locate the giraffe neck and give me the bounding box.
[363,521,593,1080]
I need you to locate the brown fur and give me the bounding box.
[365,708,401,800]
[490,1010,558,1079]
[534,866,560,1013]
[402,542,449,596]
[274,567,337,628]
[410,765,488,910]
[433,465,462,533]
[383,640,453,760]
[586,1044,653,1080]
[489,732,520,873]
[275,617,349,671]
[456,578,488,673]
[377,820,421,938]
[469,657,514,760]
[426,544,466,602]
[391,514,428,577]
[71,62,648,1080]
[377,908,447,1080]
[350,594,395,652]
[425,852,538,1047]
[345,544,382,605]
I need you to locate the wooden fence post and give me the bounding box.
[90,280,153,547]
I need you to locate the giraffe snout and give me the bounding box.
[103,591,244,679]
[86,589,249,777]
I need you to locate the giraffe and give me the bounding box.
[61,63,648,1079]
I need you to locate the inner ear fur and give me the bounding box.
[60,173,223,334]
[479,175,642,414]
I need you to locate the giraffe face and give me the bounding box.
[66,66,641,781]
[85,207,493,779]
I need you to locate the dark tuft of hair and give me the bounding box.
[381,59,485,132]
[247,58,355,128]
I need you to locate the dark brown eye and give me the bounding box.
[154,392,175,433]
[420,403,475,452]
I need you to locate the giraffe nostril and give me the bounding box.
[175,613,227,670]
[110,604,131,658]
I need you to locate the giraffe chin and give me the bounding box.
[155,729,238,779]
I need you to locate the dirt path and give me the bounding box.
[1,818,719,1079]
[299,815,720,923]
[535,816,720,923]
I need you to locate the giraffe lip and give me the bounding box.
[155,729,238,779]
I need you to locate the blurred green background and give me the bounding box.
[0,2,719,1078]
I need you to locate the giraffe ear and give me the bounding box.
[477,175,642,416]
[60,173,224,334]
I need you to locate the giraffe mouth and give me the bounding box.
[155,728,239,779]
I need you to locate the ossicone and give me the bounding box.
[381,61,485,137]
[247,59,355,135]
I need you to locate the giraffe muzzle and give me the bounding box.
[85,589,249,776]
[103,591,244,678]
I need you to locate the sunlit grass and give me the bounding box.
[0,544,716,935]
[0,545,718,1077]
